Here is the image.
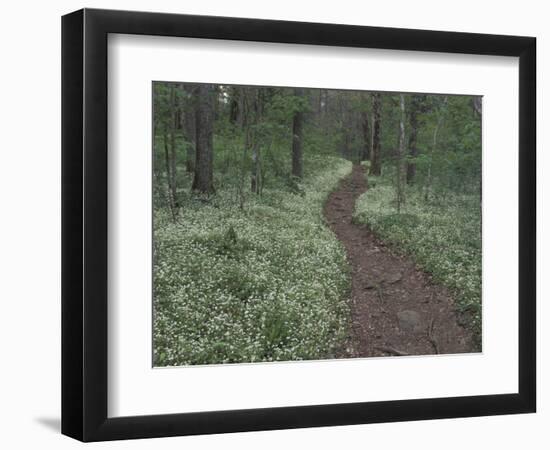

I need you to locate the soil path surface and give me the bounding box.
[324,164,475,358]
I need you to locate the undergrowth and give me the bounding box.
[153,156,352,366]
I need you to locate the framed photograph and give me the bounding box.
[61,8,536,442]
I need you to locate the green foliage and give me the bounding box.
[354,174,481,344]
[153,157,353,366]
[415,95,481,193]
[377,94,481,197]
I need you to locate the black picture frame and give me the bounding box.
[62,8,536,442]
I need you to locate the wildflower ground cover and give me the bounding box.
[153,156,352,366]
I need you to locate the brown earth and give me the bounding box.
[324,164,475,358]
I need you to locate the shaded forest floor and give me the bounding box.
[324,165,476,357]
[153,157,353,366]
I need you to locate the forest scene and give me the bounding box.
[152,82,482,367]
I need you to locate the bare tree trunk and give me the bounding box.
[370,93,382,176]
[251,140,261,194]
[291,88,305,178]
[321,89,328,127]
[238,95,250,208]
[229,86,240,124]
[341,94,353,160]
[169,85,178,211]
[343,126,352,160]
[163,121,172,210]
[213,85,220,121]
[181,84,196,173]
[163,120,177,221]
[361,113,370,161]
[396,94,406,212]
[250,89,263,194]
[406,97,419,184]
[425,96,448,201]
[192,84,215,194]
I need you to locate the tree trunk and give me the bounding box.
[370,93,382,176]
[250,89,263,194]
[342,125,351,160]
[361,110,371,161]
[163,120,173,214]
[396,94,406,212]
[163,128,177,221]
[169,85,178,211]
[192,84,215,194]
[181,84,196,173]
[425,96,448,201]
[251,140,261,194]
[406,96,420,184]
[321,89,328,126]
[291,88,305,178]
[229,87,240,124]
[239,94,251,208]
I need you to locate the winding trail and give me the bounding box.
[325,164,475,358]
